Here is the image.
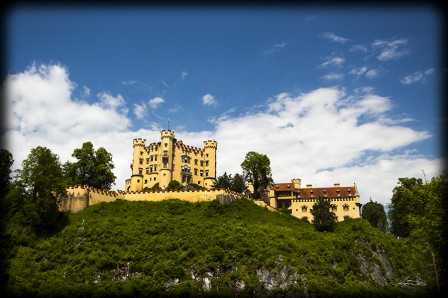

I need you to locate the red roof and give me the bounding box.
[272,183,357,198]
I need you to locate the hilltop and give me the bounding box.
[7,198,436,297]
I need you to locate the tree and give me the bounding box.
[231,173,247,194]
[388,177,423,238]
[362,199,388,233]
[166,180,183,191]
[64,142,116,189]
[215,172,233,189]
[310,198,337,232]
[14,146,67,233]
[241,152,273,199]
[406,172,447,292]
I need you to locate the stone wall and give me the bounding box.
[60,185,241,213]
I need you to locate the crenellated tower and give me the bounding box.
[130,138,146,191]
[203,140,218,189]
[159,130,175,189]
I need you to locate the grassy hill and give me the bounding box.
[7,198,436,297]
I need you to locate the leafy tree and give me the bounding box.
[406,172,447,292]
[215,172,247,194]
[12,146,67,234]
[215,172,233,189]
[241,152,273,199]
[64,142,116,189]
[388,177,423,238]
[166,180,182,191]
[231,173,247,194]
[362,199,388,233]
[310,198,337,232]
[0,149,13,293]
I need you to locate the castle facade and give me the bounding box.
[125,130,217,192]
[266,179,361,221]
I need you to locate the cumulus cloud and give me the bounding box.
[320,32,350,43]
[148,97,165,109]
[2,63,441,207]
[400,68,434,85]
[372,38,409,61]
[133,102,147,120]
[202,93,218,106]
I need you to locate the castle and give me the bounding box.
[262,179,361,222]
[60,129,362,221]
[125,130,217,192]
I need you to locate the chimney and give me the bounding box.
[306,184,312,188]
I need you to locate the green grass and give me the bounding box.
[6,198,436,297]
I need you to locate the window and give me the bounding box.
[205,160,209,166]
[144,180,147,184]
[164,143,168,147]
[205,170,209,176]
[194,159,198,165]
[200,161,204,167]
[139,158,143,165]
[343,204,349,211]
[146,167,149,174]
[154,155,157,161]
[182,156,191,163]
[154,165,157,171]
[206,153,209,157]
[302,206,307,212]
[149,166,153,172]
[140,151,143,155]
[194,169,198,175]
[200,170,204,177]
[139,168,143,175]
[146,158,150,164]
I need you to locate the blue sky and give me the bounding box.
[3,5,444,206]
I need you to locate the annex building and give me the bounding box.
[266,179,361,221]
[125,130,217,192]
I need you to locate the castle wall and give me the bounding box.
[60,185,90,213]
[124,188,240,203]
[60,185,241,213]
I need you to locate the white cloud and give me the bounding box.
[349,67,379,79]
[2,63,441,208]
[372,38,409,61]
[400,68,435,85]
[133,102,147,120]
[349,44,368,52]
[181,71,188,79]
[317,56,345,68]
[202,93,218,107]
[321,73,344,81]
[263,41,287,57]
[148,97,165,109]
[320,32,350,43]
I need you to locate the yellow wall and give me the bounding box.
[290,196,361,222]
[60,185,240,213]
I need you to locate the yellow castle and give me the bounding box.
[125,130,217,192]
[265,179,361,221]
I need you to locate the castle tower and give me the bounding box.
[130,138,146,192]
[159,130,175,189]
[203,140,218,189]
[292,178,301,189]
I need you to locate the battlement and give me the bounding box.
[161,130,175,138]
[203,140,218,149]
[133,138,146,147]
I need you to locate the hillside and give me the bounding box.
[7,198,436,297]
